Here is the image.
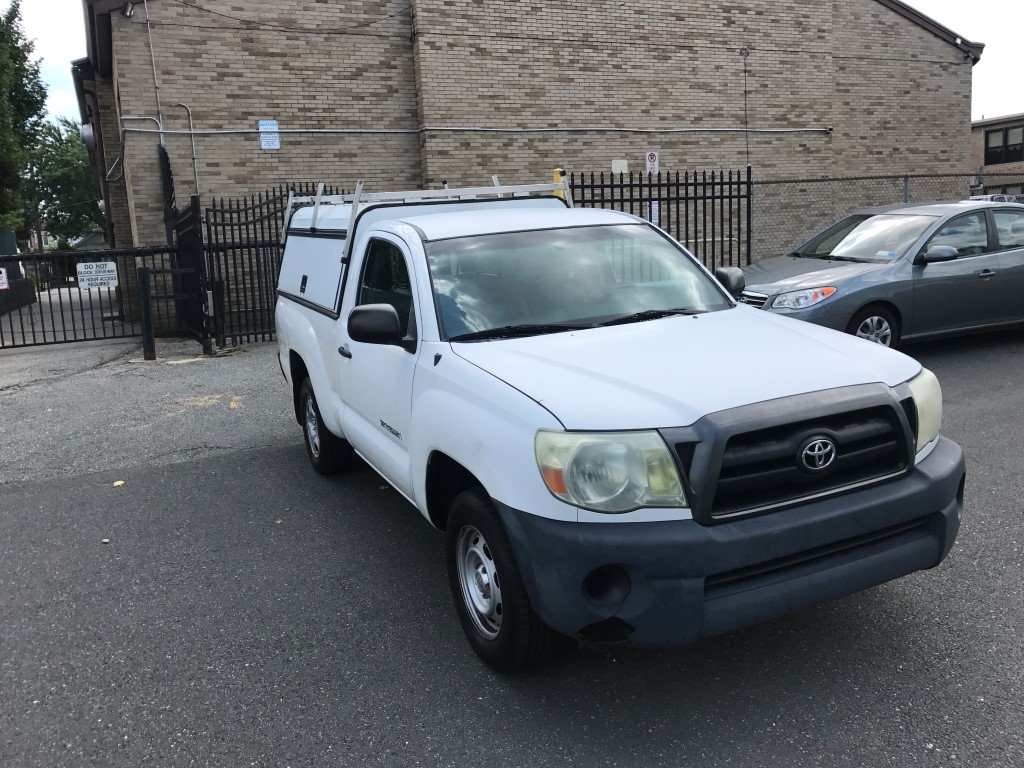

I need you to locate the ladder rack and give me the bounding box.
[280,176,575,248]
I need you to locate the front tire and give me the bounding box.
[446,488,563,672]
[299,378,351,475]
[847,305,900,348]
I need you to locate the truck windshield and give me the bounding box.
[425,224,731,339]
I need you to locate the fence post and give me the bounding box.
[137,267,156,361]
[902,175,910,203]
[745,165,753,266]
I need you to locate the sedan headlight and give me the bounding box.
[772,286,837,309]
[535,430,686,513]
[907,368,942,452]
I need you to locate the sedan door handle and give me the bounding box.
[338,344,352,359]
[978,269,997,278]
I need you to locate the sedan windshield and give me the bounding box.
[799,213,938,262]
[425,224,731,339]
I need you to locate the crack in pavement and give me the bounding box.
[0,348,134,393]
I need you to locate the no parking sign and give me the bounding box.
[645,150,660,174]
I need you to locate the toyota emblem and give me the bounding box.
[800,437,836,471]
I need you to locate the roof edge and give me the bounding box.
[875,0,984,64]
[972,112,1024,129]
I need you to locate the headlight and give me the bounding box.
[907,368,942,453]
[535,430,686,513]
[771,286,837,309]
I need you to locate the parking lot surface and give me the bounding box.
[1,332,1022,767]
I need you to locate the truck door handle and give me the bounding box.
[978,269,996,278]
[338,344,352,359]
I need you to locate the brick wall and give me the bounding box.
[108,0,421,245]
[103,0,975,246]
[411,0,973,186]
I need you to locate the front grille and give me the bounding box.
[738,291,768,309]
[709,405,909,518]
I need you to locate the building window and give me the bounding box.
[985,126,1024,165]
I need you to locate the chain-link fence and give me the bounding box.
[752,172,1024,262]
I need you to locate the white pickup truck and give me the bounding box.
[275,180,965,671]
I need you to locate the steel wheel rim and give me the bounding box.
[305,397,321,458]
[855,315,893,346]
[456,524,503,640]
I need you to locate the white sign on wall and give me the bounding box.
[76,261,119,290]
[648,201,661,227]
[645,150,660,174]
[0,267,8,291]
[259,119,281,151]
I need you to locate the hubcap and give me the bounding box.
[855,315,893,346]
[456,525,503,639]
[304,397,321,458]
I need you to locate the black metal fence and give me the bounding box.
[205,183,342,346]
[0,246,179,349]
[15,167,1010,352]
[569,169,752,270]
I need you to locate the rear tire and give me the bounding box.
[446,487,564,672]
[847,306,900,349]
[299,378,351,475]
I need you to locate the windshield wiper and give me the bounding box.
[449,323,593,341]
[597,308,706,327]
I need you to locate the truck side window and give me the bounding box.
[359,239,414,336]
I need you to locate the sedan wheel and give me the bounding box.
[847,306,900,349]
[855,315,893,346]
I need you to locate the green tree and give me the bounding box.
[0,0,46,231]
[22,117,102,249]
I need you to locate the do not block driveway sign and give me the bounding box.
[76,261,119,290]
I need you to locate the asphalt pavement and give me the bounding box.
[1,331,1022,767]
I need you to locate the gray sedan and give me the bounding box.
[738,200,1024,347]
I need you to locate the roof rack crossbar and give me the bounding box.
[309,182,326,230]
[280,190,296,244]
[340,180,364,265]
[286,181,573,208]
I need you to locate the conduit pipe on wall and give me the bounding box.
[141,0,165,144]
[119,125,833,136]
[174,103,201,194]
[105,117,166,181]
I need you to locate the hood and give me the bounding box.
[449,307,921,430]
[742,255,888,294]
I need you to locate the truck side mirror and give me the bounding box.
[714,266,745,296]
[920,245,958,264]
[348,304,403,345]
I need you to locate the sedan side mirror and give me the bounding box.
[920,245,959,264]
[715,266,745,297]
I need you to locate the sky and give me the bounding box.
[5,0,1024,123]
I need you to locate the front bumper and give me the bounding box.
[763,301,848,331]
[496,436,965,646]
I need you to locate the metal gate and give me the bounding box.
[204,183,340,347]
[0,245,181,349]
[135,195,213,357]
